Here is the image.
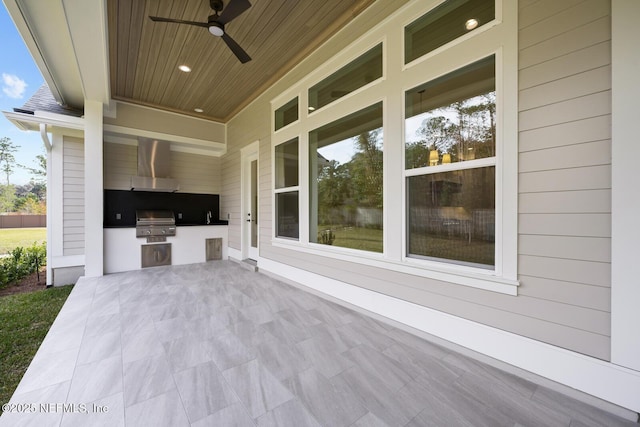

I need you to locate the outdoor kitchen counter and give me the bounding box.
[103,221,229,228]
[176,221,229,226]
[103,225,228,274]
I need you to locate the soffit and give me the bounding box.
[108,0,377,123]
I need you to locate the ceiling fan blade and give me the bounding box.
[217,0,251,25]
[149,16,209,28]
[221,33,251,63]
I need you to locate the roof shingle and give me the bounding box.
[14,83,83,118]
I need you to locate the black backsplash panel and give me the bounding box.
[104,190,221,227]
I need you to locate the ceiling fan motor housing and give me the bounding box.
[210,0,224,13]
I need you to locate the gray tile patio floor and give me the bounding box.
[0,261,637,427]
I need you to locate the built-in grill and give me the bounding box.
[136,210,176,238]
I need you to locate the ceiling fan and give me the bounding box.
[149,0,252,63]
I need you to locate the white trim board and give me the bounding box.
[258,257,640,414]
[50,255,85,269]
[611,0,640,372]
[103,124,226,156]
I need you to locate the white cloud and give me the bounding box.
[2,73,28,99]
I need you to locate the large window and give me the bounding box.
[275,138,299,239]
[405,0,495,64]
[309,102,383,252]
[405,55,496,268]
[308,44,383,113]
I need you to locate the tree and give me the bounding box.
[20,152,46,184]
[0,184,16,212]
[16,182,46,202]
[0,137,18,185]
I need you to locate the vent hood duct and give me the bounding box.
[131,138,180,192]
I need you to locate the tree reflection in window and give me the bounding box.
[405,55,496,169]
[406,93,495,169]
[310,103,383,253]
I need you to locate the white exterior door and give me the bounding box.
[242,144,259,260]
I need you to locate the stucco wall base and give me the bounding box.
[258,257,640,416]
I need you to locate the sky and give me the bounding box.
[0,3,46,186]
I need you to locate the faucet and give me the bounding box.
[206,211,212,224]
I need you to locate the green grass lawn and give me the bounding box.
[0,286,73,410]
[0,228,46,255]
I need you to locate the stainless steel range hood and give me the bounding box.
[131,138,179,192]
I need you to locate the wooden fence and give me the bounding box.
[0,215,46,229]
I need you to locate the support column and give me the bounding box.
[83,100,104,277]
[611,0,640,371]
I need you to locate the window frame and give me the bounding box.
[273,137,301,241]
[307,101,385,254]
[400,42,517,284]
[403,54,498,271]
[308,43,384,114]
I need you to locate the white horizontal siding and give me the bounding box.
[519,91,611,132]
[519,0,584,30]
[519,0,609,49]
[519,235,610,263]
[520,189,610,214]
[519,16,610,69]
[518,275,610,312]
[103,142,136,190]
[519,42,610,90]
[63,137,84,256]
[519,213,611,238]
[519,140,610,173]
[520,165,611,193]
[519,65,611,111]
[519,255,610,288]
[170,151,220,194]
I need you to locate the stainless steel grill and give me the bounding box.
[136,210,176,238]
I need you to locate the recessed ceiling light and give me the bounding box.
[178,65,192,72]
[194,108,204,113]
[465,18,479,31]
[308,106,316,112]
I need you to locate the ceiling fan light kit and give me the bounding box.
[149,0,252,63]
[208,22,224,36]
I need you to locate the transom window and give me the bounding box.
[308,44,383,113]
[275,97,298,131]
[405,0,495,64]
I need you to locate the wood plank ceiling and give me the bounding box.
[108,0,376,122]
